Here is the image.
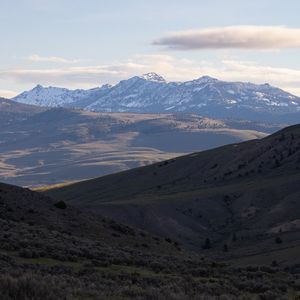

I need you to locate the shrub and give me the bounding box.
[54,201,67,209]
[202,238,211,250]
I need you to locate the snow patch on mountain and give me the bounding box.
[13,85,102,107]
[12,73,300,121]
[140,72,166,82]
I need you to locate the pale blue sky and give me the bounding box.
[1,0,300,97]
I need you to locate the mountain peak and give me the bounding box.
[140,72,166,82]
[195,75,219,83]
[34,84,44,90]
[101,83,113,89]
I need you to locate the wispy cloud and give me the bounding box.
[153,26,300,50]
[28,54,82,64]
[1,54,300,96]
[0,55,211,88]
[0,89,18,98]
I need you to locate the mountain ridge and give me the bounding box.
[1,103,279,186]
[46,124,300,259]
[12,73,300,123]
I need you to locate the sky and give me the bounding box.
[1,0,300,97]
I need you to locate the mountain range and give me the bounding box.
[12,73,300,123]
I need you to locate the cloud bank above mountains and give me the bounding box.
[28,55,82,64]
[1,54,300,96]
[153,26,300,50]
[1,25,300,97]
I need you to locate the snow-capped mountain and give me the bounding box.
[12,73,300,122]
[139,72,166,82]
[12,84,107,107]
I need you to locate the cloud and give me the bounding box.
[210,60,300,96]
[0,89,18,98]
[28,54,82,64]
[1,55,196,88]
[219,60,300,85]
[1,54,300,96]
[153,26,300,50]
[0,65,133,88]
[287,87,300,96]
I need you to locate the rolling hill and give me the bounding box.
[0,101,280,187]
[47,124,300,265]
[0,97,45,127]
[1,181,299,299]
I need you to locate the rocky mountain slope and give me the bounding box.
[11,85,99,107]
[13,73,300,123]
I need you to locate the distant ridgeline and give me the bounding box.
[13,73,300,123]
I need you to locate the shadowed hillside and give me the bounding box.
[0,97,45,127]
[1,182,300,299]
[47,124,300,265]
